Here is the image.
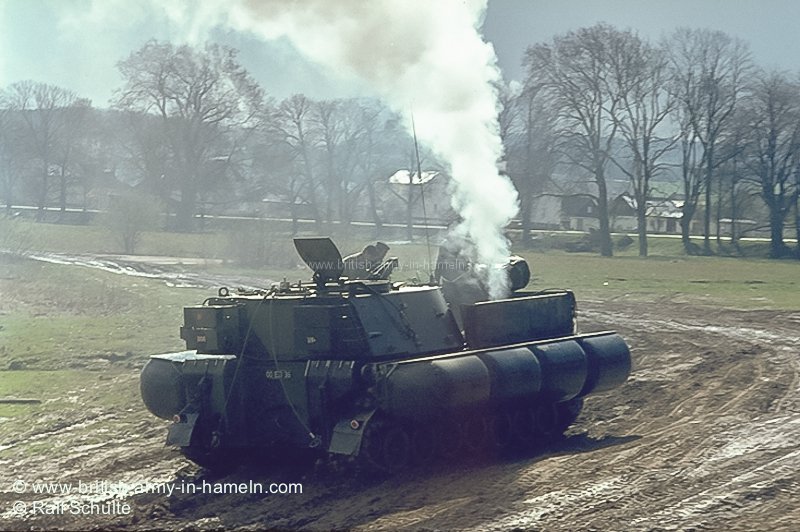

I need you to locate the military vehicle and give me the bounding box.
[140,237,631,472]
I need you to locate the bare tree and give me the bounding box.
[333,100,383,230]
[3,81,79,220]
[387,142,429,241]
[503,79,559,247]
[312,99,345,227]
[795,156,800,257]
[101,192,162,254]
[739,70,800,258]
[495,81,525,236]
[666,28,751,254]
[0,100,20,213]
[53,98,92,217]
[672,99,706,253]
[525,24,635,256]
[260,96,401,235]
[607,35,677,256]
[250,121,303,235]
[795,163,800,257]
[495,80,522,173]
[110,110,175,222]
[72,109,111,215]
[268,94,323,231]
[114,41,264,231]
[349,101,390,236]
[708,113,750,249]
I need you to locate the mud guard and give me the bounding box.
[166,413,199,447]
[328,410,377,456]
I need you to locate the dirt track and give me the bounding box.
[2,269,799,530]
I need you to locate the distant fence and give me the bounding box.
[4,204,796,244]
[3,204,451,240]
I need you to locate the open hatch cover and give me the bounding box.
[293,237,343,283]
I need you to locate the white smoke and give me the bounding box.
[225,0,519,298]
[66,0,521,298]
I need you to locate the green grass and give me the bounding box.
[521,250,799,310]
[0,370,135,419]
[0,370,83,418]
[2,217,797,312]
[518,229,783,258]
[0,255,190,451]
[0,368,142,458]
[0,257,205,370]
[0,216,233,258]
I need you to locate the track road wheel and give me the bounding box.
[380,425,412,473]
[360,417,386,473]
[510,407,536,449]
[555,398,584,434]
[181,415,237,472]
[436,417,464,460]
[360,418,411,474]
[533,403,558,440]
[462,415,489,456]
[411,424,437,466]
[489,412,514,452]
[181,446,237,473]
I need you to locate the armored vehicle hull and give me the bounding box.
[140,238,631,471]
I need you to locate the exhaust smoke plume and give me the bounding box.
[71,0,520,298]
[225,0,519,298]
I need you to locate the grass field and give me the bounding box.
[524,251,799,309]
[2,215,798,312]
[0,258,204,369]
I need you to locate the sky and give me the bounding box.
[1,0,800,107]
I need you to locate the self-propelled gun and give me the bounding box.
[140,237,630,472]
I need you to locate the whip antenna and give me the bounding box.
[411,113,435,284]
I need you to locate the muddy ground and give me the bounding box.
[1,257,799,531]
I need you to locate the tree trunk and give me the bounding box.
[680,203,698,254]
[324,151,336,230]
[59,165,67,219]
[795,201,800,259]
[366,179,383,238]
[176,178,197,232]
[596,177,613,257]
[520,188,532,248]
[795,173,800,259]
[730,176,738,247]
[290,198,298,236]
[680,215,692,252]
[4,178,13,215]
[37,161,49,222]
[715,171,723,246]
[768,207,786,258]
[703,173,712,254]
[299,147,323,234]
[702,146,714,255]
[637,207,648,257]
[406,183,414,241]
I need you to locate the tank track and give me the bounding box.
[175,398,584,475]
[356,398,584,474]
